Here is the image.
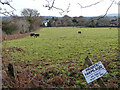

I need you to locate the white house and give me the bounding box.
[43,20,50,27]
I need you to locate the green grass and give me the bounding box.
[3,27,118,61]
[2,27,119,88]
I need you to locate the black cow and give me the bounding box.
[30,33,35,37]
[78,31,81,34]
[34,34,40,38]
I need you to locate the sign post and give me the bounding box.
[82,56,107,88]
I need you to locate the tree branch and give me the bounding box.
[78,0,104,8]
[78,0,116,25]
[44,0,70,15]
[0,0,16,16]
[110,0,119,5]
[0,0,16,10]
[0,9,15,16]
[89,0,115,26]
[97,0,115,21]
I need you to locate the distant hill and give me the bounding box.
[101,13,118,17]
[107,14,118,17]
[1,13,118,19]
[84,13,118,17]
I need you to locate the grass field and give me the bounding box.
[2,27,119,88]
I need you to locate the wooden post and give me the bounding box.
[7,63,15,82]
[84,56,106,88]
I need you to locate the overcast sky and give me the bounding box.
[1,0,119,17]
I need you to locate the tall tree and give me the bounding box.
[62,15,73,26]
[21,8,40,31]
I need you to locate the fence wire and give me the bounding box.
[2,64,61,90]
[17,70,61,90]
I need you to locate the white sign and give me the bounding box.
[82,61,108,83]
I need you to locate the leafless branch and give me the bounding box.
[0,0,16,16]
[78,0,104,8]
[0,0,16,10]
[110,0,119,5]
[43,0,70,15]
[51,0,55,9]
[97,0,115,21]
[0,10,14,16]
[66,3,70,13]
[88,0,116,26]
[44,0,55,10]
[78,0,116,25]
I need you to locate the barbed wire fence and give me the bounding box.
[2,63,61,89]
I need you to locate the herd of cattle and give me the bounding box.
[30,33,40,38]
[30,31,81,38]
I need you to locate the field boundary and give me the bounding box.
[2,27,43,42]
[2,56,108,89]
[2,32,31,41]
[2,63,61,89]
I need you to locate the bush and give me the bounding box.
[2,21,18,35]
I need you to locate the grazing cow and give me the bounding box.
[34,34,40,38]
[78,31,81,34]
[30,33,35,37]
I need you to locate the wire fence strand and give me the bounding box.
[17,70,61,90]
[2,64,61,90]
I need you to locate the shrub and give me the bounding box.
[2,21,18,35]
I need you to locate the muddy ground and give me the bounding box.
[2,32,31,41]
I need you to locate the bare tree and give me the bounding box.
[21,8,40,31]
[21,8,40,17]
